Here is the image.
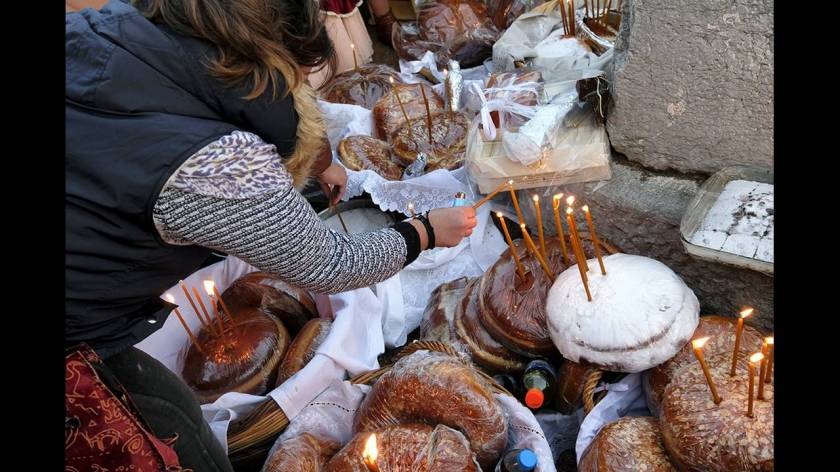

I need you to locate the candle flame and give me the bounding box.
[566,207,573,215]
[520,223,526,229]
[442,68,448,76]
[749,352,764,364]
[407,202,414,210]
[389,76,395,84]
[362,434,378,464]
[553,193,563,201]
[496,211,503,218]
[532,195,539,202]
[765,336,774,345]
[581,205,590,212]
[740,308,754,318]
[203,280,216,296]
[508,179,514,185]
[566,195,575,206]
[164,293,175,304]
[692,336,710,349]
[350,43,355,50]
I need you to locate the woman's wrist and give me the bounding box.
[408,218,429,251]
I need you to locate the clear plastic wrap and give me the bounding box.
[220,271,318,336]
[643,315,766,417]
[477,238,573,358]
[578,417,676,472]
[390,112,469,171]
[487,0,547,30]
[320,64,405,110]
[418,277,470,346]
[337,135,405,181]
[324,423,480,471]
[455,279,528,374]
[473,70,545,142]
[352,350,508,469]
[181,308,289,403]
[262,432,341,472]
[546,254,700,373]
[394,0,502,69]
[659,361,773,471]
[372,83,445,140]
[275,318,333,387]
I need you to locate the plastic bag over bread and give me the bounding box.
[320,64,404,109]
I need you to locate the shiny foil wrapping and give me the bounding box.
[446,60,463,113]
[402,152,428,180]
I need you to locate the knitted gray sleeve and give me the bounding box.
[152,131,408,294]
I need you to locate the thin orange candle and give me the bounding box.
[362,434,380,472]
[764,337,774,384]
[532,195,547,259]
[757,338,769,400]
[179,280,209,329]
[565,201,590,273]
[212,284,236,327]
[747,352,763,418]
[581,205,607,275]
[497,212,525,280]
[389,77,411,126]
[520,223,554,281]
[350,43,358,71]
[192,286,219,336]
[418,84,434,145]
[730,308,754,376]
[164,294,203,353]
[473,180,508,209]
[565,209,592,301]
[691,337,722,404]
[552,194,570,264]
[508,180,525,224]
[204,281,227,334]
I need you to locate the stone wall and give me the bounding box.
[607,0,774,174]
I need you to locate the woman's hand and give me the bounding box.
[318,162,347,206]
[428,206,477,248]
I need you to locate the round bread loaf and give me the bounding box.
[220,272,317,335]
[352,351,507,469]
[324,423,479,472]
[320,64,403,109]
[644,315,766,416]
[263,432,340,472]
[578,416,677,472]
[477,238,570,358]
[415,0,501,68]
[546,253,700,373]
[182,307,289,403]
[659,361,773,471]
[337,135,404,181]
[390,112,468,172]
[275,318,333,387]
[419,277,470,345]
[454,279,528,374]
[372,83,445,140]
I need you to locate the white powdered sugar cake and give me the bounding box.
[546,254,699,373]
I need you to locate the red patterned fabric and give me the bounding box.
[65,345,185,472]
[321,0,359,15]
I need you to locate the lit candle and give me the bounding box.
[566,208,592,301]
[757,338,769,400]
[552,194,570,264]
[350,43,358,71]
[691,337,722,404]
[520,223,554,281]
[362,433,380,472]
[211,284,236,327]
[473,180,508,209]
[407,201,416,217]
[532,195,547,259]
[764,337,774,384]
[565,198,590,273]
[581,205,606,275]
[418,84,434,145]
[179,280,209,329]
[508,180,525,224]
[730,308,754,376]
[164,293,203,353]
[204,281,228,334]
[192,286,219,336]
[747,352,763,418]
[497,212,525,280]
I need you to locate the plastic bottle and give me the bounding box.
[521,359,557,410]
[495,448,538,472]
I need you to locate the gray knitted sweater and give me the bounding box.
[153,131,414,294]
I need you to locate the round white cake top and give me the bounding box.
[546,253,699,373]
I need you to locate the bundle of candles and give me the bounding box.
[165,279,236,353]
[558,0,576,37]
[475,180,606,302]
[584,0,620,23]
[690,308,774,416]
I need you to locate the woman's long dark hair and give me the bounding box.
[135,0,334,99]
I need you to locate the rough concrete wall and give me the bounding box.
[607,0,774,174]
[514,158,774,332]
